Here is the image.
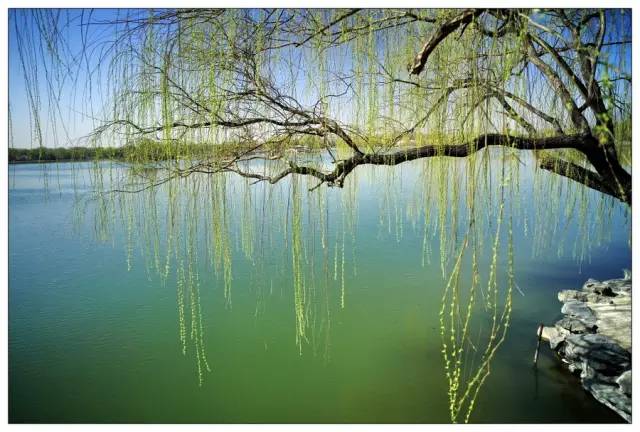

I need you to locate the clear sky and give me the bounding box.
[9,9,131,149]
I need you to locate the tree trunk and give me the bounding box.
[583,135,631,205]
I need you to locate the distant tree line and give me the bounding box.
[8,139,220,163]
[8,136,336,164]
[8,146,126,163]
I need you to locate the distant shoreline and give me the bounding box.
[9,159,97,165]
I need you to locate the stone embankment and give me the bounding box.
[541,272,631,422]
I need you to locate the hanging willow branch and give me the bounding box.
[12,8,632,203]
[10,8,631,410]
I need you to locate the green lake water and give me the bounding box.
[8,157,630,423]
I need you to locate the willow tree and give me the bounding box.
[11,8,631,423]
[13,8,631,200]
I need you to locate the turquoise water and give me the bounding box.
[9,158,630,423]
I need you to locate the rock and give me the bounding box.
[558,289,589,302]
[562,333,630,377]
[561,300,597,328]
[583,277,631,296]
[545,271,632,422]
[586,292,607,303]
[599,286,616,297]
[541,326,567,350]
[555,317,595,334]
[589,296,632,350]
[582,278,600,292]
[611,278,632,294]
[617,370,632,396]
[586,382,632,423]
[559,288,619,305]
[541,326,559,341]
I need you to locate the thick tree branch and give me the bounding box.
[529,34,590,102]
[293,9,361,47]
[409,9,484,76]
[524,35,590,132]
[538,157,627,203]
[492,92,536,135]
[224,133,592,189]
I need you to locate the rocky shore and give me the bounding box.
[541,271,632,422]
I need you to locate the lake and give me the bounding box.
[8,155,630,423]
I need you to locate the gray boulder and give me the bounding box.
[561,300,597,328]
[617,370,632,396]
[586,382,631,423]
[558,289,589,303]
[556,316,596,334]
[546,272,632,422]
[562,333,630,377]
[541,326,567,350]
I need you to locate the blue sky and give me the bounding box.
[8,8,633,149]
[9,9,133,149]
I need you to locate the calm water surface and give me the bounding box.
[8,159,630,423]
